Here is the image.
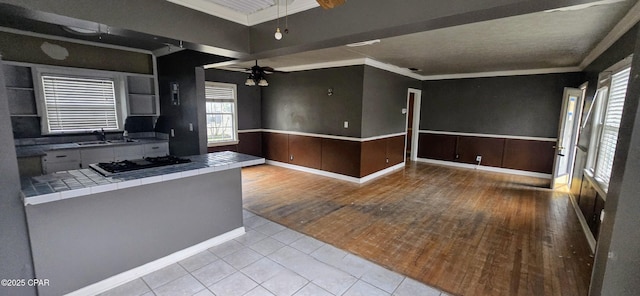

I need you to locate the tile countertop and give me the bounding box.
[15,138,169,158]
[21,151,265,206]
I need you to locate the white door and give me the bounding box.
[551,88,583,189]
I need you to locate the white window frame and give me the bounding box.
[205,82,239,147]
[34,66,127,135]
[584,56,632,194]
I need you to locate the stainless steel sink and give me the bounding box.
[77,140,109,146]
[107,139,138,144]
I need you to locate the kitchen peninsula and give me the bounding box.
[21,151,264,296]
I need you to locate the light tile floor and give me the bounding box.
[99,210,447,296]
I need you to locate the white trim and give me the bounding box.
[408,89,422,161]
[580,0,640,68]
[274,58,366,72]
[274,58,424,80]
[569,194,597,252]
[360,163,406,183]
[265,160,405,184]
[235,57,580,81]
[420,67,582,81]
[419,130,557,142]
[262,129,405,142]
[65,227,246,296]
[364,59,424,80]
[0,26,153,55]
[238,129,263,133]
[415,158,553,179]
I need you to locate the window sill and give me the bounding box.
[583,169,608,201]
[207,140,239,147]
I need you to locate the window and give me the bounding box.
[205,82,238,146]
[36,67,125,134]
[587,65,631,191]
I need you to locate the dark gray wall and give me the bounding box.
[0,0,249,54]
[0,60,36,296]
[589,25,640,296]
[0,31,153,74]
[579,23,639,148]
[420,72,584,138]
[204,69,262,130]
[158,51,228,156]
[26,169,243,296]
[362,66,421,138]
[261,66,364,137]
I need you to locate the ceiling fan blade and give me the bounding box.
[316,0,346,9]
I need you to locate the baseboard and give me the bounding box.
[569,195,597,252]
[265,160,405,184]
[415,158,552,179]
[65,227,246,296]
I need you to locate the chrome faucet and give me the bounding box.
[93,128,106,141]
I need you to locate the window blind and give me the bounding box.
[205,85,234,101]
[42,75,119,133]
[205,84,236,144]
[594,67,631,187]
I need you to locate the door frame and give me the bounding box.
[551,87,584,189]
[405,88,422,162]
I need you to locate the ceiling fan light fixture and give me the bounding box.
[258,78,269,87]
[275,28,283,40]
[245,74,256,86]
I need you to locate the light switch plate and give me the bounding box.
[344,121,349,128]
[170,129,175,137]
[189,123,193,132]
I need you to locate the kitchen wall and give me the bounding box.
[0,31,153,74]
[362,65,421,138]
[157,50,230,156]
[0,60,36,296]
[262,65,365,137]
[2,32,157,140]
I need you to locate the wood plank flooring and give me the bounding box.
[241,162,593,296]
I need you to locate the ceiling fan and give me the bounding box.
[243,61,284,87]
[316,0,346,9]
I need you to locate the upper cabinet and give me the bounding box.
[126,75,159,116]
[3,64,37,116]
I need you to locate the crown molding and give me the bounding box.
[420,67,583,80]
[166,0,319,26]
[579,0,640,69]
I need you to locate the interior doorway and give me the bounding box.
[551,86,585,189]
[405,88,422,161]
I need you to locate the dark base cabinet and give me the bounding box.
[262,132,405,178]
[577,176,605,240]
[416,133,555,174]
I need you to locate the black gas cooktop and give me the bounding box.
[90,155,191,176]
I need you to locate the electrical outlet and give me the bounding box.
[170,129,175,137]
[344,121,349,128]
[189,123,193,132]
[476,155,482,162]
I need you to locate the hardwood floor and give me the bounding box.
[241,162,593,296]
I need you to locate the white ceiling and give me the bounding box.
[213,0,638,79]
[166,0,318,25]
